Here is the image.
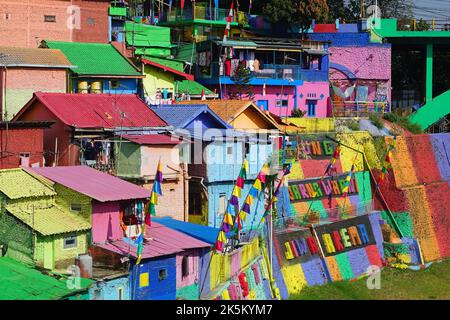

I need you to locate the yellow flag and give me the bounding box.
[232,186,241,198]
[253,179,262,191]
[239,211,247,221]
[223,213,234,225]
[150,191,158,205]
[218,231,227,242]
[243,159,249,173]
[245,195,253,206]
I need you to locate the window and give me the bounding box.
[20,153,30,167]
[158,268,168,281]
[5,13,11,20]
[117,287,124,300]
[218,193,227,215]
[44,15,56,22]
[227,146,233,155]
[70,203,82,212]
[276,99,288,107]
[109,80,120,89]
[181,256,189,278]
[63,235,77,249]
[307,100,316,117]
[139,272,149,287]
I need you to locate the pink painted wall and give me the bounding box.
[229,249,242,278]
[92,201,122,243]
[176,249,200,289]
[328,46,391,103]
[223,82,329,118]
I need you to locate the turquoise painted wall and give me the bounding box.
[89,276,130,300]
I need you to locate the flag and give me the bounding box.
[145,160,163,227]
[376,135,397,187]
[248,0,253,13]
[223,1,234,42]
[341,163,355,198]
[262,81,266,97]
[201,89,206,100]
[321,145,341,179]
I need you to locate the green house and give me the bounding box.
[0,169,90,272]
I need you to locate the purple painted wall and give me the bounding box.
[92,201,122,243]
[329,46,391,103]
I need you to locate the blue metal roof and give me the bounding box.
[150,104,231,129]
[153,217,219,245]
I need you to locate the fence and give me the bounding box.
[332,101,389,117]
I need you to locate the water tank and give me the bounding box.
[78,81,88,94]
[90,81,102,94]
[77,254,93,278]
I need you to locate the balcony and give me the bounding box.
[332,101,390,117]
[160,6,242,24]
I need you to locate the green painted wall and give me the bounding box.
[176,283,199,300]
[0,211,33,265]
[115,142,141,178]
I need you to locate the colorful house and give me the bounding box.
[0,168,91,271]
[194,38,330,117]
[91,221,210,300]
[0,46,74,120]
[0,121,54,169]
[0,256,94,300]
[178,100,280,132]
[309,21,391,116]
[40,41,144,95]
[13,92,167,167]
[115,133,189,221]
[28,166,151,243]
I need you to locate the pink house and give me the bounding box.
[29,166,150,244]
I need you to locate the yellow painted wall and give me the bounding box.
[336,132,382,172]
[280,263,308,295]
[143,65,175,96]
[289,118,335,133]
[54,184,92,223]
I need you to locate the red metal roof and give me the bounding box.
[28,166,150,202]
[95,222,210,259]
[121,134,182,145]
[313,24,337,33]
[142,59,194,81]
[15,92,167,129]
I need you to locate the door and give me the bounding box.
[307,100,317,117]
[257,100,269,111]
[43,240,54,270]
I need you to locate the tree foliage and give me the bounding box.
[230,64,253,100]
[263,0,329,35]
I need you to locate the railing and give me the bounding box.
[161,6,241,23]
[332,101,389,117]
[408,19,450,31]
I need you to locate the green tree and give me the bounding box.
[230,64,253,100]
[263,0,329,37]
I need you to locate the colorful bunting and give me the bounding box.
[322,145,341,179]
[341,154,358,198]
[223,0,234,42]
[376,135,397,187]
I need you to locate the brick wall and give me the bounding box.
[0,0,109,48]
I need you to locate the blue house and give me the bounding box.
[152,104,274,229]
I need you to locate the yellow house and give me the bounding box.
[178,100,280,132]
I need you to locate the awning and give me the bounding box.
[214,40,258,49]
[304,49,328,55]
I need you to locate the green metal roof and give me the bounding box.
[143,56,185,72]
[175,80,215,96]
[44,41,141,76]
[0,168,55,199]
[6,204,91,236]
[125,22,174,49]
[213,40,258,48]
[109,6,127,17]
[0,257,94,300]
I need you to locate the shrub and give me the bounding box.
[383,113,399,123]
[369,113,384,129]
[383,113,423,134]
[348,121,360,131]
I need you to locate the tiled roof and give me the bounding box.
[95,222,210,260]
[150,104,230,129]
[43,41,141,76]
[0,47,74,68]
[29,166,150,202]
[121,134,183,145]
[0,257,94,300]
[6,204,91,236]
[0,168,55,199]
[15,92,167,129]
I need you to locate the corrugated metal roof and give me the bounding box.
[142,59,194,80]
[43,41,141,76]
[0,47,74,68]
[175,80,216,96]
[0,168,56,199]
[29,166,150,202]
[95,222,210,259]
[0,257,94,300]
[17,92,167,129]
[153,217,218,245]
[121,134,182,145]
[6,204,91,236]
[151,104,231,129]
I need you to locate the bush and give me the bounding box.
[369,113,384,129]
[291,109,306,117]
[383,113,423,134]
[383,113,399,123]
[348,121,360,131]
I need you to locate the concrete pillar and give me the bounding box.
[426,43,433,103]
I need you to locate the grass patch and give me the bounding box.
[369,114,384,129]
[382,113,423,134]
[290,259,450,300]
[347,121,360,131]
